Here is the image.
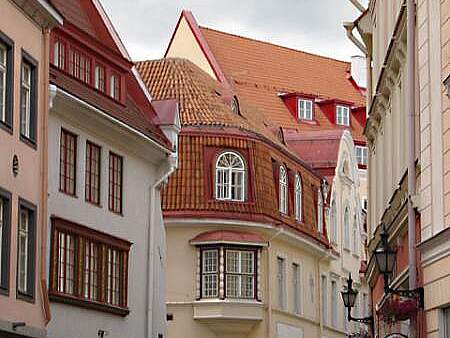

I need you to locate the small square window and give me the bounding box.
[298,99,313,120]
[336,105,350,126]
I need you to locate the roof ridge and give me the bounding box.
[198,25,351,65]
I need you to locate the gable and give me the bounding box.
[165,12,218,81]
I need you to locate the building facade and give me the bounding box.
[44,1,179,338]
[351,0,450,337]
[0,1,61,337]
[138,10,369,338]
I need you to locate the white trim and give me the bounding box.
[165,218,331,257]
[191,240,267,247]
[50,85,172,155]
[91,0,130,60]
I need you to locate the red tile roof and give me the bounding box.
[198,26,366,142]
[190,230,265,245]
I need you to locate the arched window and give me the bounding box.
[215,151,245,201]
[317,189,323,233]
[294,174,302,221]
[344,206,350,249]
[279,166,287,214]
[330,201,337,243]
[352,217,358,254]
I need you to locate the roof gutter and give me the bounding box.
[49,85,173,155]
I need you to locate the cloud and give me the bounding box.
[102,0,366,62]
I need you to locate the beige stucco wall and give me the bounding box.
[166,16,217,80]
[165,221,354,338]
[0,0,49,334]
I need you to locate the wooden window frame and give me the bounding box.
[0,30,14,132]
[355,145,368,167]
[215,151,246,202]
[108,152,123,214]
[279,166,288,214]
[109,72,120,100]
[49,217,131,316]
[0,187,12,295]
[336,105,350,126]
[19,50,38,147]
[94,63,106,93]
[52,37,66,70]
[16,198,36,302]
[294,173,303,222]
[199,245,259,301]
[85,141,101,205]
[224,248,256,299]
[59,128,77,196]
[297,98,313,121]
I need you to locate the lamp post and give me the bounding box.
[341,273,374,338]
[373,226,424,307]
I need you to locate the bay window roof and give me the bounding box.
[190,230,267,247]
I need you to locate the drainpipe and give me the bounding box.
[406,0,417,337]
[266,228,283,338]
[40,28,51,324]
[147,152,178,338]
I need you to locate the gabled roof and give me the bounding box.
[49,0,129,60]
[197,25,366,141]
[49,0,173,150]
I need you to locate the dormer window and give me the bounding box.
[94,64,105,92]
[53,38,65,69]
[298,99,313,120]
[336,105,350,126]
[110,73,120,100]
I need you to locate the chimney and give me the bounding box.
[350,55,367,89]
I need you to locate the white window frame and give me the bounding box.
[18,208,29,294]
[294,174,302,222]
[94,65,104,91]
[20,63,31,138]
[215,151,246,201]
[317,189,323,233]
[279,166,287,214]
[336,105,350,126]
[201,249,219,298]
[355,145,368,166]
[0,44,7,123]
[298,98,313,120]
[277,257,286,309]
[110,74,118,99]
[225,250,255,299]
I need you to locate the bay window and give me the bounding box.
[215,151,245,201]
[50,217,130,314]
[198,246,259,300]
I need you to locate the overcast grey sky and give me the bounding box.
[102,0,367,63]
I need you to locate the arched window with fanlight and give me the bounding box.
[279,166,287,214]
[317,189,323,233]
[294,174,302,221]
[215,151,245,201]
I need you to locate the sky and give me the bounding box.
[102,0,368,63]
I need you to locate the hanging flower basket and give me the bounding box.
[378,294,418,322]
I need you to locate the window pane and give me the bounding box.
[241,275,254,298]
[215,152,245,201]
[18,209,29,293]
[240,251,254,273]
[226,251,239,273]
[203,274,218,298]
[203,250,218,273]
[226,274,239,297]
[60,130,77,195]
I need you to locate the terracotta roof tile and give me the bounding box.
[199,26,366,141]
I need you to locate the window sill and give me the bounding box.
[86,200,102,208]
[0,286,9,296]
[59,189,78,199]
[49,292,129,316]
[297,118,318,125]
[109,209,124,217]
[19,134,37,150]
[0,121,13,135]
[17,291,35,303]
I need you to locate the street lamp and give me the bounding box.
[373,226,424,307]
[341,273,374,337]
